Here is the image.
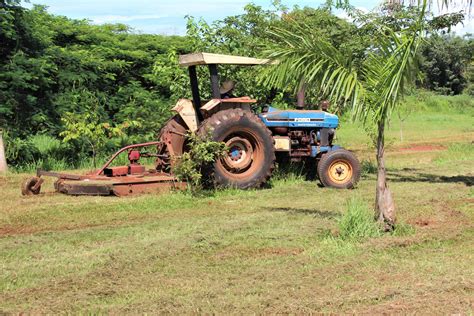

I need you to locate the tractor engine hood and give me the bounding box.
[259,107,339,129]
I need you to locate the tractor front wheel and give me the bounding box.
[198,109,275,189]
[317,149,361,189]
[21,177,42,195]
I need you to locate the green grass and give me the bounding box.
[337,92,474,150]
[0,94,473,313]
[435,143,474,165]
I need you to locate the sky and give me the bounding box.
[25,0,472,35]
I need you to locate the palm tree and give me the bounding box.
[262,0,438,230]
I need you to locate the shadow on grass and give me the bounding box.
[266,207,339,219]
[388,172,473,186]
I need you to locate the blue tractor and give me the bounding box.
[20,52,360,197]
[158,52,361,189]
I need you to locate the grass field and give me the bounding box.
[1,102,473,313]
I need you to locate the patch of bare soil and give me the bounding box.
[0,226,25,236]
[413,219,431,226]
[0,218,141,237]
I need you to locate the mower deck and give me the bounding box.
[21,141,186,197]
[54,173,184,196]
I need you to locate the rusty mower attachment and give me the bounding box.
[21,141,186,197]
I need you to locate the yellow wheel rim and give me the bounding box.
[328,160,353,184]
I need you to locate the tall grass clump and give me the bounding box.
[28,134,62,156]
[422,92,474,113]
[337,197,382,241]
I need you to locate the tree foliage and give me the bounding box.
[185,3,363,106]
[0,4,190,142]
[60,110,139,167]
[419,33,473,95]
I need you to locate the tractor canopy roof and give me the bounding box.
[179,52,269,67]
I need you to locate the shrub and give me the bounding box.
[28,134,72,162]
[173,133,227,193]
[28,134,62,155]
[4,133,40,167]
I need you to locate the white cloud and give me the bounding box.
[355,6,369,13]
[451,18,474,35]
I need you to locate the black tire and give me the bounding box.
[317,149,361,189]
[198,108,275,189]
[21,177,41,195]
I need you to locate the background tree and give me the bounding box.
[419,33,474,95]
[0,2,192,167]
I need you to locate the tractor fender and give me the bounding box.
[172,99,199,132]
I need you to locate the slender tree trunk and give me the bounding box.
[88,140,97,169]
[375,120,396,231]
[399,120,404,142]
[0,131,8,174]
[92,145,97,169]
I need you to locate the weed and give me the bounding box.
[337,197,382,241]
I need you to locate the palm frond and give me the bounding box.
[357,2,425,123]
[260,23,364,110]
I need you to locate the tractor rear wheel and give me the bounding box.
[317,149,361,189]
[199,109,275,189]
